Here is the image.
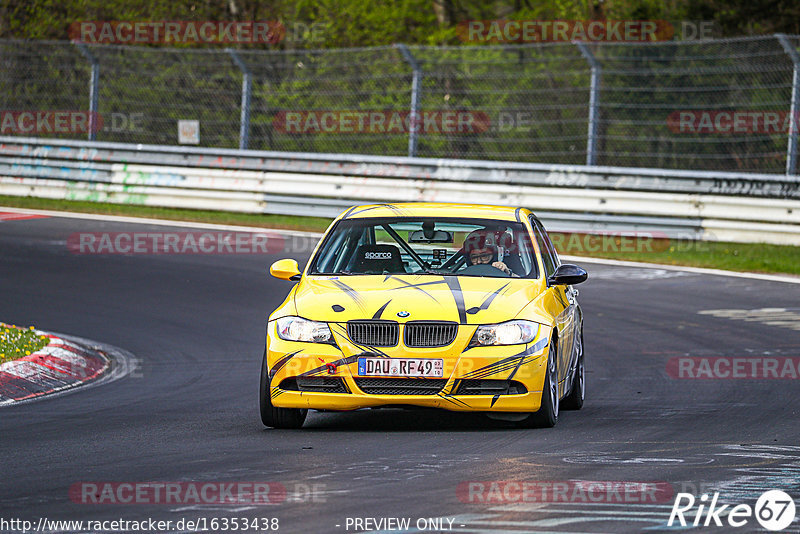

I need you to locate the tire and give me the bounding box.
[520,337,559,428]
[260,350,307,429]
[562,328,584,411]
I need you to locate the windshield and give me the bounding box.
[310,217,539,278]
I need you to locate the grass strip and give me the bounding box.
[0,323,50,365]
[2,195,799,275]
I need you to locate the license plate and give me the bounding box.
[357,357,444,377]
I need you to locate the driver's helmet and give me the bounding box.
[463,229,501,265]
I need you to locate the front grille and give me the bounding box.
[280,377,348,394]
[347,321,399,347]
[354,378,447,395]
[404,322,458,348]
[455,379,527,395]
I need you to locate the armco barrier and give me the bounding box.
[1,136,799,245]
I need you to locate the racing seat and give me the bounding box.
[500,235,525,275]
[351,244,405,274]
[502,251,525,276]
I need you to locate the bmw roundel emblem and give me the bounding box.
[397,311,410,318]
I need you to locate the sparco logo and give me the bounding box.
[365,252,392,259]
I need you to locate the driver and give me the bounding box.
[463,229,518,277]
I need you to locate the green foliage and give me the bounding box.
[552,233,800,275]
[2,0,798,45]
[0,324,50,364]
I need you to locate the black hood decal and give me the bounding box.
[384,275,445,302]
[331,279,365,308]
[444,276,467,324]
[466,283,510,315]
[372,300,392,319]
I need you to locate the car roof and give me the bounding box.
[341,203,529,222]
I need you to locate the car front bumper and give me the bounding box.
[265,321,551,413]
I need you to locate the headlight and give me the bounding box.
[276,316,333,343]
[471,320,540,346]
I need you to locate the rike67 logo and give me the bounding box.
[669,490,796,531]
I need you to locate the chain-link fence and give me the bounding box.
[1,35,799,174]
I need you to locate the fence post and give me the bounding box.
[74,43,99,142]
[227,49,252,150]
[575,42,601,166]
[776,34,799,176]
[395,44,422,158]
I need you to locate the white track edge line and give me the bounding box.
[560,255,800,285]
[0,206,326,238]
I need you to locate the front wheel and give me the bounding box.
[260,350,307,429]
[562,328,584,411]
[520,337,559,428]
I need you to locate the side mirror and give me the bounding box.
[548,264,588,286]
[270,259,302,281]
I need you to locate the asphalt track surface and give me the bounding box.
[1,213,799,534]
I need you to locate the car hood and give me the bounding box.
[293,274,545,324]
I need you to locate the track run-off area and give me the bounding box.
[1,209,799,534]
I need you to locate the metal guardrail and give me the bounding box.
[1,136,800,245]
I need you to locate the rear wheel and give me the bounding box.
[520,337,559,428]
[562,328,585,411]
[260,351,307,429]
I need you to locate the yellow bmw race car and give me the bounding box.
[260,203,587,428]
